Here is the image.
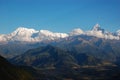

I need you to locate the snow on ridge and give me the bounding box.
[0,24,120,43]
[69,24,120,40]
[0,27,69,42]
[69,28,84,36]
[38,29,68,38]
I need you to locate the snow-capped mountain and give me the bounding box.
[87,24,120,40]
[0,27,69,42]
[69,24,120,40]
[92,24,105,33]
[9,27,38,42]
[85,24,105,38]
[0,24,120,43]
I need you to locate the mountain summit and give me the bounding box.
[92,24,105,33]
[92,24,100,31]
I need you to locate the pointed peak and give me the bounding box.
[91,24,105,33]
[95,23,100,27]
[92,24,101,31]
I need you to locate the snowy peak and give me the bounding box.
[0,27,69,42]
[92,24,105,33]
[69,28,84,36]
[92,24,100,31]
[11,27,38,36]
[7,27,39,42]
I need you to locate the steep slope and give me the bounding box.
[0,55,32,80]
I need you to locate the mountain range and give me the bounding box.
[0,24,120,43]
[1,24,120,79]
[1,24,120,58]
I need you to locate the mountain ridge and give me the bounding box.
[0,24,120,43]
[10,45,105,68]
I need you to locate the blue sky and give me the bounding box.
[0,0,120,34]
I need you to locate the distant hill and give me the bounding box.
[10,45,108,69]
